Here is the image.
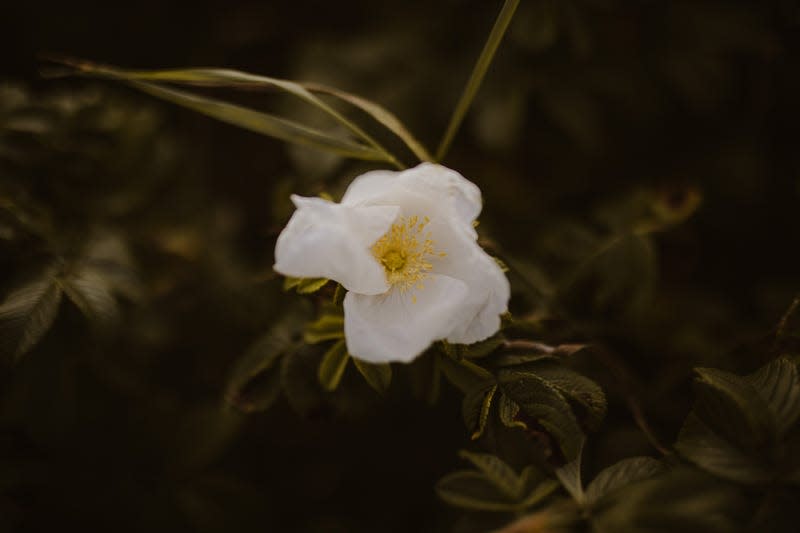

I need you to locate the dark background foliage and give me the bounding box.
[1,1,800,531]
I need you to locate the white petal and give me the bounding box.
[400,163,483,229]
[340,169,397,206]
[344,274,469,363]
[341,163,482,237]
[273,195,399,295]
[421,215,510,344]
[445,251,510,344]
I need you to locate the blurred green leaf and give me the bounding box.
[437,352,495,394]
[457,334,505,359]
[459,450,523,499]
[562,233,657,319]
[675,414,772,485]
[591,469,747,533]
[458,450,524,499]
[225,308,305,412]
[584,457,665,507]
[304,313,345,344]
[409,352,441,405]
[746,357,800,436]
[56,233,139,326]
[171,405,244,471]
[0,267,62,361]
[352,358,392,394]
[317,339,350,392]
[284,276,330,294]
[554,452,584,504]
[437,451,557,513]
[331,283,346,306]
[60,267,119,324]
[519,466,560,508]
[693,366,773,450]
[436,470,519,512]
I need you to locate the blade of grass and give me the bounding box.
[435,0,520,162]
[44,58,403,168]
[130,80,387,161]
[301,82,433,163]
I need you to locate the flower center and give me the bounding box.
[371,215,445,294]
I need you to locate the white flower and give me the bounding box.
[274,163,510,363]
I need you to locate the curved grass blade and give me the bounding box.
[301,82,433,163]
[45,59,402,167]
[129,80,386,161]
[436,0,520,161]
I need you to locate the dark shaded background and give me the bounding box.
[1,1,800,531]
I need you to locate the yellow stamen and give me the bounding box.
[371,215,444,294]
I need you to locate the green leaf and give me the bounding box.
[60,267,119,324]
[591,468,747,533]
[436,471,519,512]
[458,334,505,359]
[77,232,142,301]
[332,283,346,306]
[458,451,523,499]
[519,468,560,508]
[497,393,526,429]
[284,277,329,294]
[555,452,584,504]
[352,358,392,394]
[0,269,63,361]
[228,365,282,414]
[282,277,303,291]
[746,357,800,436]
[462,383,497,440]
[409,353,441,405]
[498,370,585,461]
[527,362,607,431]
[317,339,350,392]
[225,310,303,412]
[437,352,495,394]
[584,457,665,506]
[170,405,244,470]
[675,414,772,485]
[296,278,329,294]
[560,233,657,319]
[693,367,774,450]
[304,313,345,344]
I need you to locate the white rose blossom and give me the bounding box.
[274,163,510,363]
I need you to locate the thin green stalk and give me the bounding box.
[435,0,520,162]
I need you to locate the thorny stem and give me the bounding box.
[435,0,520,162]
[502,339,559,352]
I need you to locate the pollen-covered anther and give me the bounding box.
[371,215,442,292]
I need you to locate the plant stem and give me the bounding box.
[435,0,520,162]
